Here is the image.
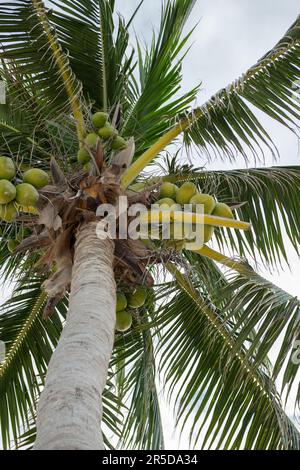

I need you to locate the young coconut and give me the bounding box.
[23,168,49,189]
[111,135,127,151]
[176,182,197,205]
[116,292,128,312]
[0,202,17,222]
[15,183,39,207]
[98,124,116,140]
[190,193,216,214]
[116,311,132,332]
[213,202,234,219]
[77,147,91,164]
[0,180,16,204]
[84,133,99,149]
[0,156,16,180]
[92,111,109,129]
[128,286,147,309]
[159,182,178,200]
[7,239,19,253]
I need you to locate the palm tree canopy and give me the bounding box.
[0,0,300,450]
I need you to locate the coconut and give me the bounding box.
[16,226,31,242]
[77,147,91,164]
[7,239,18,253]
[176,182,197,205]
[84,133,99,148]
[111,135,127,150]
[213,202,234,219]
[92,111,109,129]
[16,183,39,207]
[204,225,215,243]
[157,198,176,208]
[128,286,147,309]
[190,193,216,214]
[159,182,178,200]
[0,202,17,222]
[23,168,49,189]
[0,156,16,181]
[116,311,132,332]
[116,292,128,312]
[0,180,16,204]
[98,124,116,140]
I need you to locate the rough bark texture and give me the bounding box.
[34,222,116,450]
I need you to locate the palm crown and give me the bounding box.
[0,0,300,450]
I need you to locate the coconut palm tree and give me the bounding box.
[0,0,300,450]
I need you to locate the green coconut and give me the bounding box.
[77,147,91,164]
[0,156,16,181]
[92,111,109,129]
[98,124,116,140]
[0,180,16,204]
[15,183,39,207]
[203,225,215,243]
[213,202,234,219]
[157,198,176,208]
[159,182,178,200]
[190,193,216,214]
[128,286,147,309]
[116,311,132,332]
[0,202,17,222]
[7,239,19,253]
[116,292,128,312]
[16,226,31,242]
[23,168,49,189]
[84,133,99,148]
[111,135,127,151]
[176,182,198,205]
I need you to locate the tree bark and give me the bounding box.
[34,222,116,450]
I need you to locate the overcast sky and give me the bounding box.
[115,0,300,449]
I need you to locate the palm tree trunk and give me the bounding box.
[33,222,116,450]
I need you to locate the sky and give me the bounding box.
[1,0,299,450]
[115,0,300,449]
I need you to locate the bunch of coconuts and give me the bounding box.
[77,112,128,168]
[155,181,235,248]
[115,286,148,333]
[0,156,49,224]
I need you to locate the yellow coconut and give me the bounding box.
[23,168,49,189]
[116,311,132,332]
[0,180,16,204]
[116,292,128,312]
[176,182,197,205]
[0,156,16,180]
[15,183,39,207]
[213,202,234,219]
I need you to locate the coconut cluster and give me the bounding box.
[155,181,235,247]
[0,156,49,223]
[77,112,128,168]
[115,287,147,332]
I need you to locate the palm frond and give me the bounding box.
[112,306,165,450]
[122,0,200,156]
[156,264,300,449]
[184,15,300,162]
[0,278,67,449]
